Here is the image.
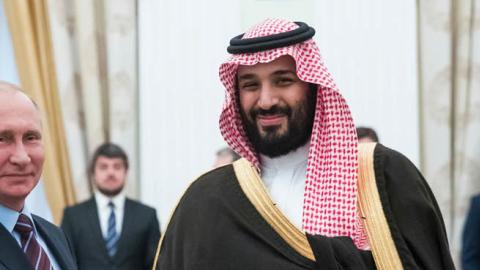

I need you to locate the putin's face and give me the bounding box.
[0,89,44,211]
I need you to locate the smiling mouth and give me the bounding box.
[3,173,33,177]
[0,174,33,181]
[257,114,286,126]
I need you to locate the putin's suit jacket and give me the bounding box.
[61,197,160,270]
[0,214,77,270]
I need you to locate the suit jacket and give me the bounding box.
[61,197,160,270]
[0,214,77,270]
[462,194,480,270]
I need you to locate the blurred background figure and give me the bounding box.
[356,126,379,143]
[213,147,241,168]
[61,143,160,270]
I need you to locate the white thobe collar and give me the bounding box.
[259,143,309,229]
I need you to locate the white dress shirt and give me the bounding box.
[94,191,126,238]
[260,143,309,230]
[0,203,61,270]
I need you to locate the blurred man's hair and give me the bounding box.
[356,127,379,143]
[88,142,129,177]
[216,147,240,161]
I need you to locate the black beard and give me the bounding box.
[240,85,317,158]
[97,185,124,197]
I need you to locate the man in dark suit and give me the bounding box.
[61,143,160,270]
[0,82,77,270]
[462,194,480,269]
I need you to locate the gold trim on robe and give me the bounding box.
[153,145,404,269]
[233,158,315,261]
[357,143,403,270]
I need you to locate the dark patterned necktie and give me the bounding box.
[14,214,52,270]
[105,201,118,257]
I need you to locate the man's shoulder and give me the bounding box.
[470,194,480,206]
[187,164,237,195]
[31,214,55,226]
[372,143,418,171]
[63,198,95,214]
[166,165,238,229]
[171,164,237,211]
[369,143,427,196]
[192,164,237,188]
[31,214,61,235]
[373,143,412,162]
[125,197,156,213]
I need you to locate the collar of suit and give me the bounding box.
[0,203,63,269]
[94,190,126,211]
[0,206,77,270]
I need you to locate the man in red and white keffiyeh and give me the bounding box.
[219,18,367,249]
[155,19,455,270]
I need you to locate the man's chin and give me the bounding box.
[253,127,310,158]
[258,125,288,138]
[98,187,123,197]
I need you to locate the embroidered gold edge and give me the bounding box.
[233,158,316,261]
[357,143,403,270]
[154,147,404,269]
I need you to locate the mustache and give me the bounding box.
[105,175,118,181]
[250,105,292,119]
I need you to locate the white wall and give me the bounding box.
[139,0,418,228]
[138,0,243,228]
[313,1,419,163]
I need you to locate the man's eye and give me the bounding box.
[25,134,40,141]
[276,78,294,85]
[0,134,11,143]
[241,82,258,90]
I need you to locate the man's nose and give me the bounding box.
[9,143,31,167]
[106,167,118,176]
[257,84,279,110]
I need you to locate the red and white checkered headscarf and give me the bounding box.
[219,18,368,249]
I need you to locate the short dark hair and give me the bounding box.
[356,127,379,142]
[88,142,129,177]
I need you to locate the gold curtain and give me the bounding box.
[3,0,76,223]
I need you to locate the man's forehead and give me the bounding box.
[96,156,125,163]
[0,93,38,112]
[0,88,37,108]
[0,91,42,130]
[237,55,297,77]
[0,82,39,110]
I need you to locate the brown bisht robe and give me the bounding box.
[154,144,455,269]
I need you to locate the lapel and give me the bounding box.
[87,198,111,261]
[0,223,34,270]
[33,215,76,270]
[114,198,133,261]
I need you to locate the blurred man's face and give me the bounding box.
[213,153,234,168]
[237,56,316,157]
[93,156,127,197]
[358,137,376,143]
[0,90,44,211]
